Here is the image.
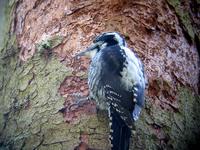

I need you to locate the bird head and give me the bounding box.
[76,32,127,58]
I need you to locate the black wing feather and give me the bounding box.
[109,105,131,150]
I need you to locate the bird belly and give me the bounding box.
[88,55,108,110]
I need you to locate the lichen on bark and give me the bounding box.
[0,0,200,150]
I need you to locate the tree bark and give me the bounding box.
[0,0,200,150]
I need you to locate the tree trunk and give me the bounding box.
[0,0,199,150]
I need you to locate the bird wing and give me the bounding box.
[104,84,135,128]
[120,47,146,121]
[108,104,131,150]
[104,84,133,150]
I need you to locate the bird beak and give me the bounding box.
[75,42,102,59]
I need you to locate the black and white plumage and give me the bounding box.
[76,32,147,150]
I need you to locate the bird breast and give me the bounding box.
[88,53,107,109]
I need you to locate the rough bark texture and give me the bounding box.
[0,0,200,150]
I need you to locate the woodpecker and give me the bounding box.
[76,32,147,150]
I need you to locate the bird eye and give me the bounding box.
[96,45,100,51]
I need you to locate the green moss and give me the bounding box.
[0,41,74,148]
[36,35,64,52]
[18,73,34,91]
[0,0,9,52]
[167,0,180,8]
[167,0,195,40]
[178,10,194,39]
[0,0,17,54]
[170,88,200,149]
[133,87,200,150]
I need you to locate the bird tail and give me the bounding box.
[108,105,131,150]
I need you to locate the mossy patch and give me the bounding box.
[170,88,200,149]
[131,87,200,150]
[0,41,73,149]
[36,35,64,54]
[167,0,195,41]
